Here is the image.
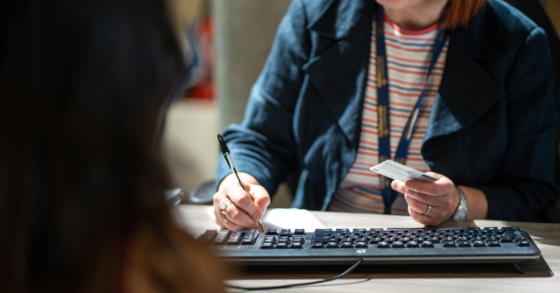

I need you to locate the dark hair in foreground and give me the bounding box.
[0,0,224,292]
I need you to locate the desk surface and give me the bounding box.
[176,205,560,292]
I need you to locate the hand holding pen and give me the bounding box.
[214,134,270,232]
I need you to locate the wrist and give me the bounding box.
[452,185,469,220]
[460,186,488,219]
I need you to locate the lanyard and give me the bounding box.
[375,4,447,214]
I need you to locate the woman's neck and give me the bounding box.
[383,0,448,31]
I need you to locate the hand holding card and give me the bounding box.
[370,160,438,182]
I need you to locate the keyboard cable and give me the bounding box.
[225,258,363,291]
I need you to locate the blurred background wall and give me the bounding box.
[163,0,292,207]
[163,0,560,206]
[541,0,560,30]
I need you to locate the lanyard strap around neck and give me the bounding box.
[375,4,448,214]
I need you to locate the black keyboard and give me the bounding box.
[198,227,541,266]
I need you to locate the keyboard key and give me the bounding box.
[290,242,303,248]
[341,241,354,248]
[487,235,498,241]
[443,241,456,247]
[280,229,292,236]
[263,236,277,244]
[411,237,424,243]
[355,241,368,248]
[292,236,305,244]
[276,242,289,249]
[472,240,486,247]
[500,237,514,243]
[392,241,404,248]
[369,237,382,244]
[241,238,256,245]
[428,236,441,243]
[312,242,324,248]
[227,232,244,245]
[518,240,530,247]
[213,230,232,245]
[242,230,259,245]
[353,228,367,234]
[466,228,480,233]
[260,242,274,249]
[356,236,368,242]
[342,237,356,243]
[407,241,419,248]
[314,236,332,243]
[457,241,471,247]
[487,240,500,247]
[421,241,434,248]
[333,232,344,239]
[472,236,484,241]
[198,230,218,244]
[326,241,339,248]
[266,229,278,235]
[377,241,390,248]
[294,229,306,235]
[278,236,289,242]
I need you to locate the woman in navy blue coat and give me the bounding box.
[213,0,559,228]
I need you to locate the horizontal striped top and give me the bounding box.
[329,16,449,214]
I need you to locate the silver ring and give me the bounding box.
[220,201,234,215]
[423,204,432,216]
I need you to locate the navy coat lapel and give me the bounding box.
[425,6,510,143]
[302,0,375,150]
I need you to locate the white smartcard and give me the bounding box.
[370,160,439,182]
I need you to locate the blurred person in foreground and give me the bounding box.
[0,0,225,292]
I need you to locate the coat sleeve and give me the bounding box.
[476,27,560,221]
[215,0,311,196]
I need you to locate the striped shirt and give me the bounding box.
[329,16,449,214]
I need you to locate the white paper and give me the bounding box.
[262,208,326,230]
[206,206,325,231]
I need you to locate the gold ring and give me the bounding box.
[220,201,234,215]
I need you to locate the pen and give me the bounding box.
[217,134,265,232]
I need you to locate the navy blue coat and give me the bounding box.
[217,0,559,222]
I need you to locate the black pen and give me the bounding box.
[217,134,265,232]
